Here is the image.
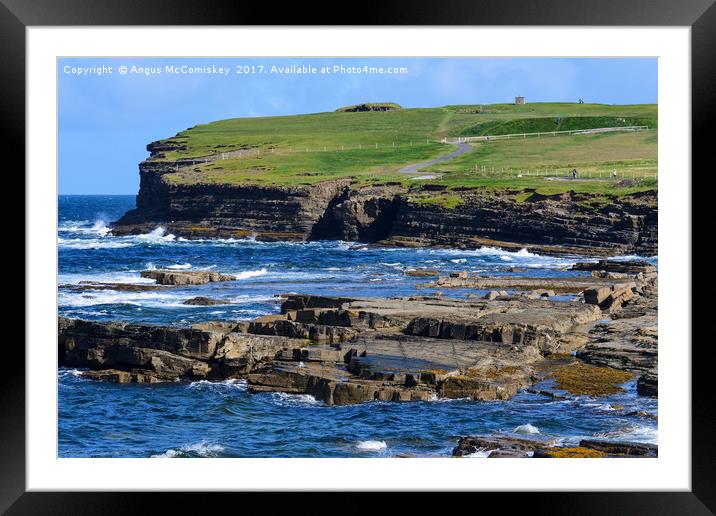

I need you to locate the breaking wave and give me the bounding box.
[269,392,321,407]
[465,447,493,458]
[151,441,225,458]
[356,440,388,451]
[513,423,540,434]
[234,268,268,280]
[166,263,192,270]
[188,379,247,391]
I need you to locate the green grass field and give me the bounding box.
[421,130,657,192]
[156,102,658,195]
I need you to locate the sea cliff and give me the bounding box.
[111,142,657,256]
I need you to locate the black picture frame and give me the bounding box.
[3,0,710,512]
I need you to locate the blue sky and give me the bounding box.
[58,57,657,194]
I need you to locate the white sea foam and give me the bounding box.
[553,435,582,447]
[58,237,133,250]
[59,218,110,236]
[91,220,111,236]
[59,226,177,250]
[429,393,470,402]
[58,368,86,380]
[134,226,176,243]
[356,440,388,451]
[167,263,192,270]
[583,401,617,412]
[270,392,320,407]
[595,424,658,444]
[59,269,158,285]
[188,379,247,391]
[465,447,494,458]
[58,289,190,308]
[438,246,539,259]
[151,441,225,458]
[234,268,268,280]
[513,423,540,434]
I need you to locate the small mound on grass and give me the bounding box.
[335,102,402,112]
[550,362,632,396]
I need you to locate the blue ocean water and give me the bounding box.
[58,195,658,458]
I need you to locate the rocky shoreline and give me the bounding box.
[59,260,657,398]
[452,435,658,458]
[59,259,658,456]
[109,143,657,257]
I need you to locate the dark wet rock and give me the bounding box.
[624,410,658,421]
[183,296,233,306]
[487,449,532,458]
[58,317,291,382]
[571,259,657,275]
[525,388,568,399]
[455,435,656,458]
[577,304,657,381]
[248,318,358,344]
[191,321,249,332]
[140,270,235,285]
[452,435,555,457]
[404,268,440,277]
[279,294,356,312]
[82,369,170,384]
[636,373,658,397]
[579,439,658,457]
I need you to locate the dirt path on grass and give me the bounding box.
[398,142,473,179]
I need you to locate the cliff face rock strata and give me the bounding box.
[112,154,657,255]
[385,190,657,256]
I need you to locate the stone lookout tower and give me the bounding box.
[515,96,526,105]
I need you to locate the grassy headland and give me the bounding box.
[154,102,657,195]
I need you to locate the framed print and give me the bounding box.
[4,0,713,512]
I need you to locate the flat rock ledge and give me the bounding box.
[59,265,657,405]
[140,270,235,285]
[452,435,657,458]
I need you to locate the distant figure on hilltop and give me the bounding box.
[572,168,578,179]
